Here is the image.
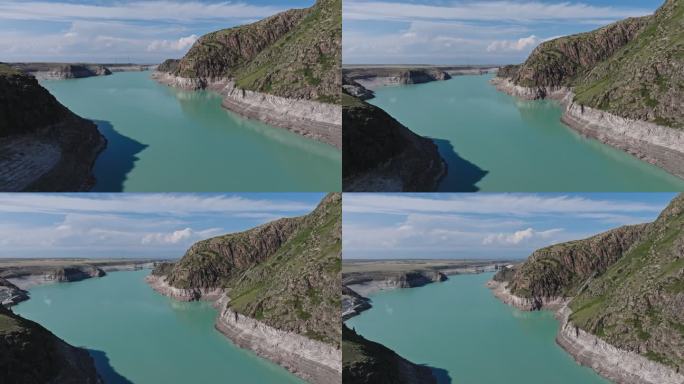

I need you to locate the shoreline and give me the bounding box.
[491,76,684,181]
[152,72,342,149]
[145,274,341,384]
[488,279,684,384]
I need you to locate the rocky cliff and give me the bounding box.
[342,324,436,384]
[12,63,112,80]
[342,92,446,191]
[151,193,342,383]
[0,64,106,191]
[0,305,102,384]
[155,0,341,146]
[493,193,684,379]
[497,0,683,129]
[0,278,29,307]
[43,266,106,283]
[342,285,371,320]
[343,67,451,89]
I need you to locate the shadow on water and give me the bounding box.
[432,138,488,192]
[424,365,453,384]
[88,349,134,384]
[90,120,148,192]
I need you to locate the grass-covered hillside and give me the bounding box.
[158,193,341,347]
[164,0,341,103]
[503,0,683,128]
[496,193,684,370]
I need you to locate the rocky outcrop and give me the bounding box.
[43,266,106,283]
[493,223,647,309]
[343,67,451,89]
[343,270,448,296]
[342,285,372,320]
[215,297,341,384]
[0,278,29,307]
[155,0,341,147]
[556,305,684,384]
[493,193,684,378]
[342,93,446,191]
[0,64,106,191]
[342,75,375,100]
[145,274,223,302]
[0,305,102,384]
[342,324,436,384]
[151,193,342,383]
[12,63,112,80]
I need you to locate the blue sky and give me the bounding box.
[0,193,323,259]
[343,0,664,64]
[343,193,676,260]
[0,0,313,63]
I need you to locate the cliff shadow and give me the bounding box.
[423,365,452,384]
[432,138,488,192]
[87,349,134,384]
[90,120,148,192]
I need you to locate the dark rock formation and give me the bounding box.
[0,305,102,384]
[342,93,446,191]
[156,59,180,73]
[43,266,106,283]
[0,63,106,191]
[0,278,28,307]
[342,75,375,100]
[11,63,112,79]
[342,324,437,384]
[344,67,451,86]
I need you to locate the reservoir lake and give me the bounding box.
[345,272,608,384]
[41,71,340,192]
[13,269,303,384]
[368,75,684,191]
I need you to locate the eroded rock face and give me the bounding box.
[342,285,371,320]
[342,93,445,192]
[11,63,112,80]
[0,306,102,384]
[156,59,180,73]
[43,266,106,283]
[0,64,106,191]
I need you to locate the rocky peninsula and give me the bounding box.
[493,0,684,179]
[153,0,341,149]
[491,193,684,383]
[10,62,154,80]
[342,88,446,192]
[0,63,106,191]
[0,305,102,384]
[148,193,342,384]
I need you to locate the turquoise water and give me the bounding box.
[369,75,684,191]
[41,71,340,192]
[346,272,608,384]
[13,269,303,384]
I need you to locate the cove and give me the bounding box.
[12,269,303,384]
[368,75,684,191]
[345,272,608,384]
[41,71,340,192]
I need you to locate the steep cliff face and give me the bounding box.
[12,63,112,80]
[157,194,341,346]
[0,306,102,384]
[0,64,106,191]
[156,59,179,73]
[495,193,684,372]
[342,285,371,320]
[43,266,106,283]
[342,324,437,384]
[343,67,451,87]
[496,224,647,305]
[499,0,683,128]
[162,0,340,103]
[342,93,445,191]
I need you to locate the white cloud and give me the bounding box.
[482,227,563,245]
[147,34,198,52]
[487,35,540,52]
[343,194,664,216]
[343,1,651,23]
[0,1,285,23]
[141,227,221,245]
